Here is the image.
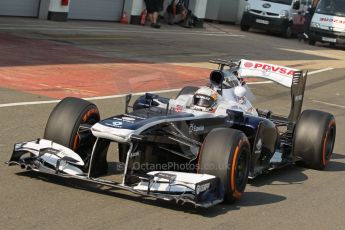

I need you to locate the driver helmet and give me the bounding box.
[192,87,219,112]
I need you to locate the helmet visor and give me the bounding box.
[194,94,215,108]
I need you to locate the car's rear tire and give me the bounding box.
[176,86,199,99]
[293,110,336,170]
[198,128,251,204]
[44,97,100,170]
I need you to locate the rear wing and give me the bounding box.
[209,59,308,126]
[238,59,297,88]
[238,59,308,123]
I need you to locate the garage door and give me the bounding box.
[0,0,40,17]
[68,0,124,21]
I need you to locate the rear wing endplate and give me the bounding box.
[288,70,308,125]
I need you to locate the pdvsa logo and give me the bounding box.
[253,63,295,76]
[244,61,295,76]
[244,62,254,68]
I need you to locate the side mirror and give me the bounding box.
[293,1,300,10]
[125,94,132,113]
[145,93,159,100]
[134,95,159,110]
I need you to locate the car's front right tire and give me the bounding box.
[198,128,251,204]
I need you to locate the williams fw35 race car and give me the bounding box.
[7,59,336,208]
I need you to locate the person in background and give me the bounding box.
[166,0,188,25]
[310,0,319,16]
[301,0,319,41]
[145,0,163,28]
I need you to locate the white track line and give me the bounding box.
[312,100,345,109]
[0,100,61,108]
[308,67,334,75]
[0,67,335,108]
[0,88,182,108]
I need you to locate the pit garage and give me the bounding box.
[0,0,40,17]
[68,0,125,21]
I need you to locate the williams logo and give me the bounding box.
[196,183,210,195]
[189,123,205,134]
[263,3,271,8]
[255,139,262,155]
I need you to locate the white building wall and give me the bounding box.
[218,0,238,22]
[205,0,244,24]
[131,0,145,15]
[49,0,69,12]
[205,0,222,20]
[188,0,208,19]
[237,0,246,23]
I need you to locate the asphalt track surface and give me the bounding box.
[0,18,345,230]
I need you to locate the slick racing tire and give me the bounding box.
[198,128,251,204]
[175,86,199,99]
[293,110,336,170]
[44,97,100,170]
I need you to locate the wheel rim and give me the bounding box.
[73,117,98,150]
[323,123,336,164]
[73,110,99,164]
[235,148,248,191]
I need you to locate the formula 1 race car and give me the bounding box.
[7,59,336,208]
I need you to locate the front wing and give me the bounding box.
[6,139,224,208]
